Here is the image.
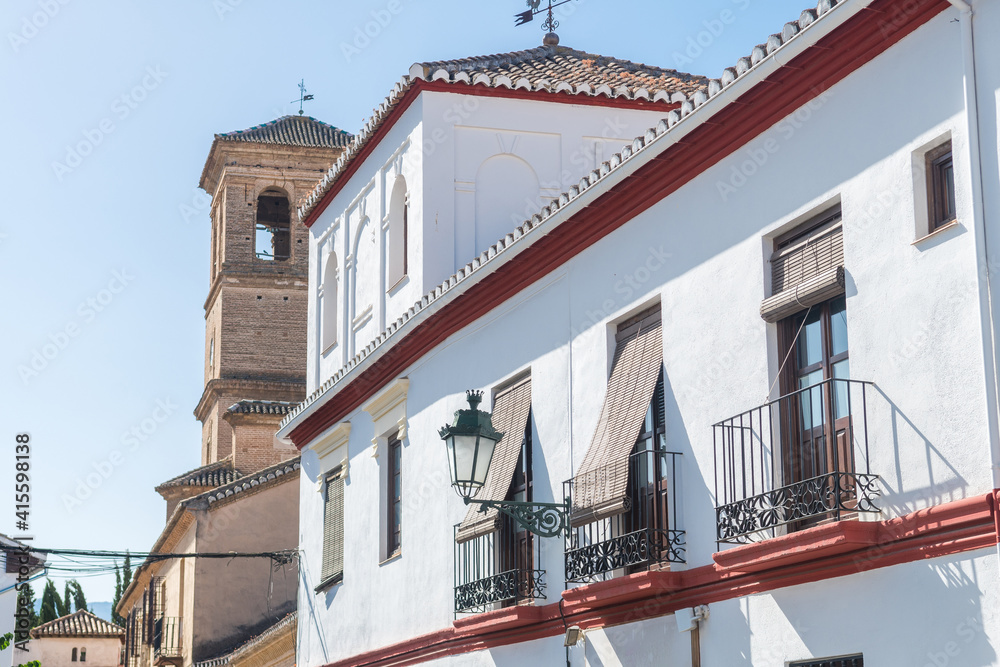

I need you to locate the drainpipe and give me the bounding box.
[946,0,1000,495]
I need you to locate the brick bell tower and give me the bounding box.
[195,115,351,474]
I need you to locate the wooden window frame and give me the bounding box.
[926,141,956,231]
[387,435,403,557]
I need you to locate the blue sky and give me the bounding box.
[1,0,809,604]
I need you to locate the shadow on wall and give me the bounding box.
[873,385,970,517]
[770,555,993,667]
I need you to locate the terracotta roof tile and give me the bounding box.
[201,457,301,506]
[217,115,353,149]
[32,610,124,638]
[414,46,707,99]
[156,458,241,492]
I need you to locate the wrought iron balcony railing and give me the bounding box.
[152,617,182,664]
[713,378,881,544]
[453,514,545,615]
[563,449,684,584]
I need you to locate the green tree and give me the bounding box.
[39,579,61,624]
[67,580,87,612]
[111,553,132,626]
[59,582,71,617]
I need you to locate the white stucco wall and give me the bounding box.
[298,3,1000,666]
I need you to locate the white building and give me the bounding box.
[23,611,123,667]
[0,536,46,667]
[278,0,1000,665]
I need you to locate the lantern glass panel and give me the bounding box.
[451,433,481,487]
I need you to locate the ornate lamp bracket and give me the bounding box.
[466,497,571,539]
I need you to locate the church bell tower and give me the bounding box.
[195,115,351,474]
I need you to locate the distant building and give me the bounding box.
[23,610,123,667]
[117,115,349,667]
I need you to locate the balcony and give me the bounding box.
[563,449,684,584]
[152,617,182,665]
[713,378,881,545]
[453,515,545,615]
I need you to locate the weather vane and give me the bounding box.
[514,0,576,41]
[291,79,315,116]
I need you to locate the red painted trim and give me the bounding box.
[322,491,998,667]
[290,0,950,449]
[711,520,880,573]
[302,80,680,227]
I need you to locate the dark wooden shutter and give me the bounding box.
[320,466,346,585]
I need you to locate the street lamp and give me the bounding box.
[440,390,570,538]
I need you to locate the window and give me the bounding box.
[72,648,78,662]
[790,655,863,667]
[499,410,533,607]
[387,435,402,556]
[322,253,338,351]
[387,177,408,289]
[255,190,291,261]
[761,207,843,323]
[927,141,956,230]
[318,465,346,590]
[565,304,684,583]
[208,337,215,374]
[778,295,851,488]
[80,648,86,662]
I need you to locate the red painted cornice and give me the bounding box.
[289,0,951,449]
[322,491,999,667]
[301,80,679,228]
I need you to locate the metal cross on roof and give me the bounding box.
[514,0,577,41]
[291,79,315,116]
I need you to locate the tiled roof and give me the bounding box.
[230,613,296,663]
[194,657,230,667]
[201,457,301,506]
[298,45,708,221]
[156,458,241,492]
[32,610,124,638]
[280,0,849,434]
[217,115,353,149]
[226,400,297,416]
[413,46,707,100]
